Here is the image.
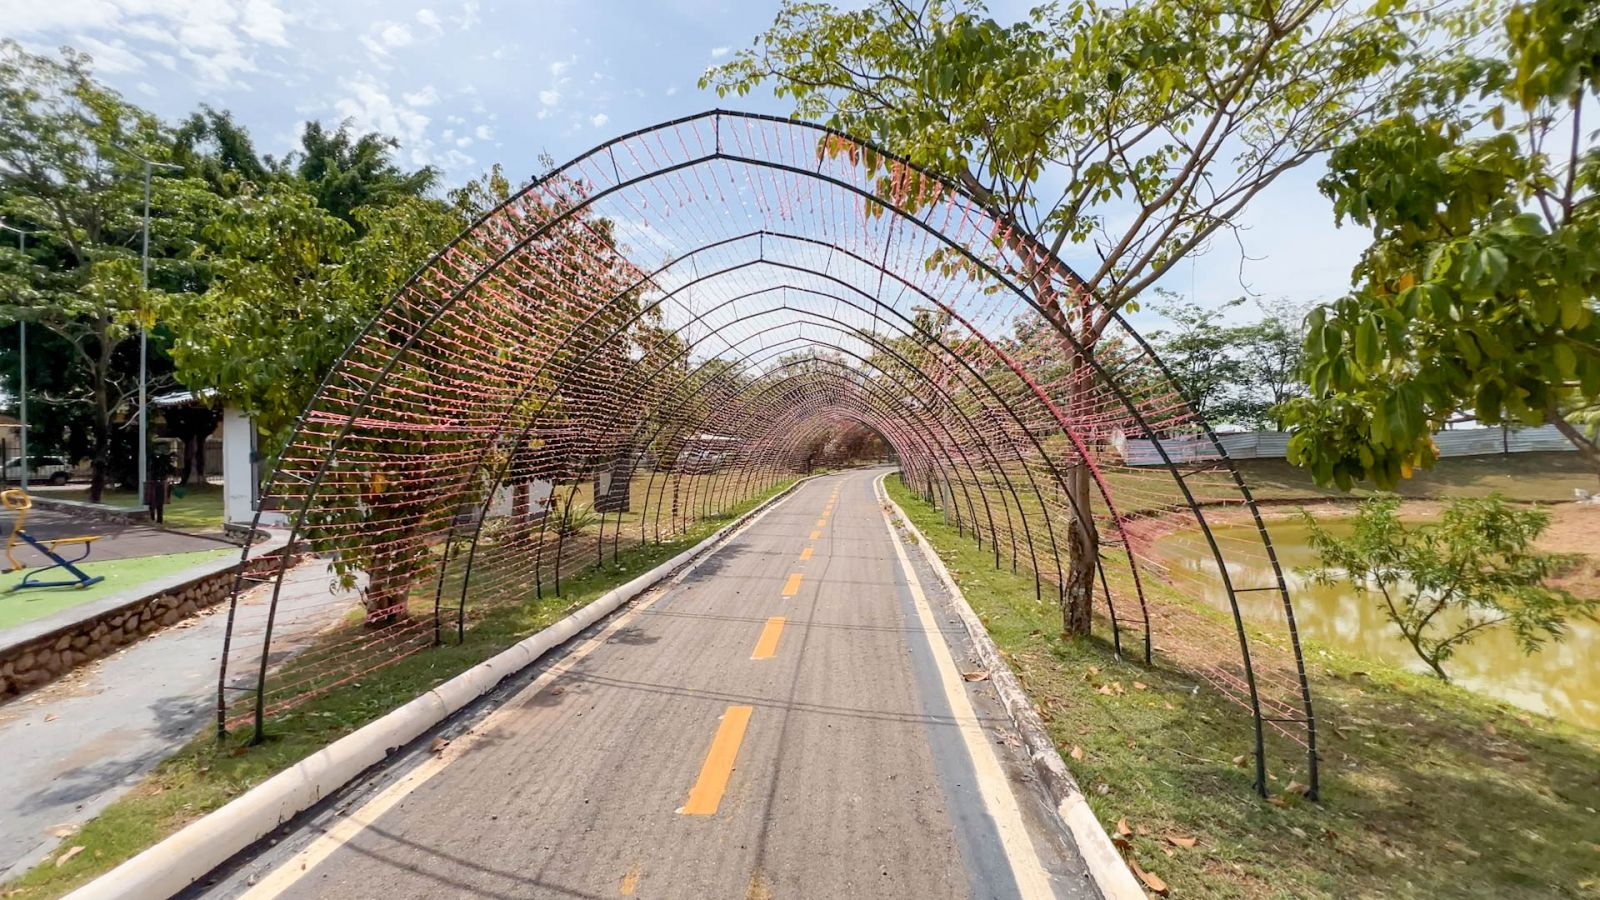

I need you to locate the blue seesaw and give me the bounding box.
[3,489,104,591]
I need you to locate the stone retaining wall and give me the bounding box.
[0,558,269,699]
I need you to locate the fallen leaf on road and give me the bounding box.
[962,671,989,682]
[44,714,57,722]
[1116,818,1131,837]
[55,846,84,868]
[1165,834,1197,848]
[45,824,78,839]
[1069,745,1085,761]
[1286,780,1312,797]
[1267,796,1288,808]
[1133,681,1148,691]
[1232,754,1248,767]
[429,737,450,753]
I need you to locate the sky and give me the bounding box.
[2,0,1373,316]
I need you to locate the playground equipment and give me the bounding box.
[3,489,103,591]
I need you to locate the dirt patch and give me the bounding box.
[1543,503,1600,599]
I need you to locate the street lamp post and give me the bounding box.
[0,220,31,491]
[113,147,181,511]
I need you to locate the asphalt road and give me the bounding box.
[197,469,1095,900]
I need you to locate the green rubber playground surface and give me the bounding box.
[0,549,236,632]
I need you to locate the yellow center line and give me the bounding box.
[816,518,827,527]
[750,616,787,659]
[681,705,754,816]
[619,865,641,895]
[809,529,821,540]
[781,572,804,596]
[799,547,813,561]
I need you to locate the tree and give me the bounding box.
[1300,494,1594,680]
[159,186,466,454]
[706,0,1421,633]
[1285,0,1600,489]
[1234,299,1308,430]
[0,40,215,500]
[292,122,438,229]
[1147,292,1251,425]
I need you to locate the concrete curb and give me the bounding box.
[877,475,1148,900]
[64,478,812,900]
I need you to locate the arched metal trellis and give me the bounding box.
[216,110,1318,799]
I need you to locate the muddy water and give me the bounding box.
[1154,519,1600,731]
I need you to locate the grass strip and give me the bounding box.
[886,473,1600,900]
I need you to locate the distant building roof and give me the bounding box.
[150,388,219,409]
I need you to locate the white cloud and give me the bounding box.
[455,135,473,147]
[11,0,289,89]
[590,113,609,128]
[362,21,414,56]
[239,0,289,46]
[415,8,442,32]
[404,85,440,107]
[455,0,481,30]
[710,46,730,57]
[75,36,144,74]
[474,124,494,140]
[539,89,561,107]
[550,60,570,78]
[440,149,475,170]
[665,86,678,96]
[334,73,431,160]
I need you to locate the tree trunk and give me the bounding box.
[89,372,109,504]
[190,435,206,483]
[1062,461,1098,635]
[1547,408,1600,476]
[362,529,424,624]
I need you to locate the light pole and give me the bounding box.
[112,146,181,511]
[0,220,32,490]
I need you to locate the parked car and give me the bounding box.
[3,456,77,485]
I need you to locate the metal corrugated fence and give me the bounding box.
[1124,425,1575,465]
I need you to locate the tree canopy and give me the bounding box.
[0,40,468,495]
[1285,0,1600,488]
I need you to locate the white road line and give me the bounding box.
[874,474,1057,899]
[236,486,808,898]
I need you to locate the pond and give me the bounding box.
[1154,518,1600,731]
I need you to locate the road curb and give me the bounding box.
[876,474,1147,900]
[64,478,813,900]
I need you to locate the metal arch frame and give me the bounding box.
[439,272,1075,615]
[217,109,1315,799]
[517,280,1143,636]
[424,228,1155,657]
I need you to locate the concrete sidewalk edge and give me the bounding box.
[876,473,1147,900]
[63,478,813,900]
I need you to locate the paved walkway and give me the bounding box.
[198,469,1092,900]
[0,549,356,879]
